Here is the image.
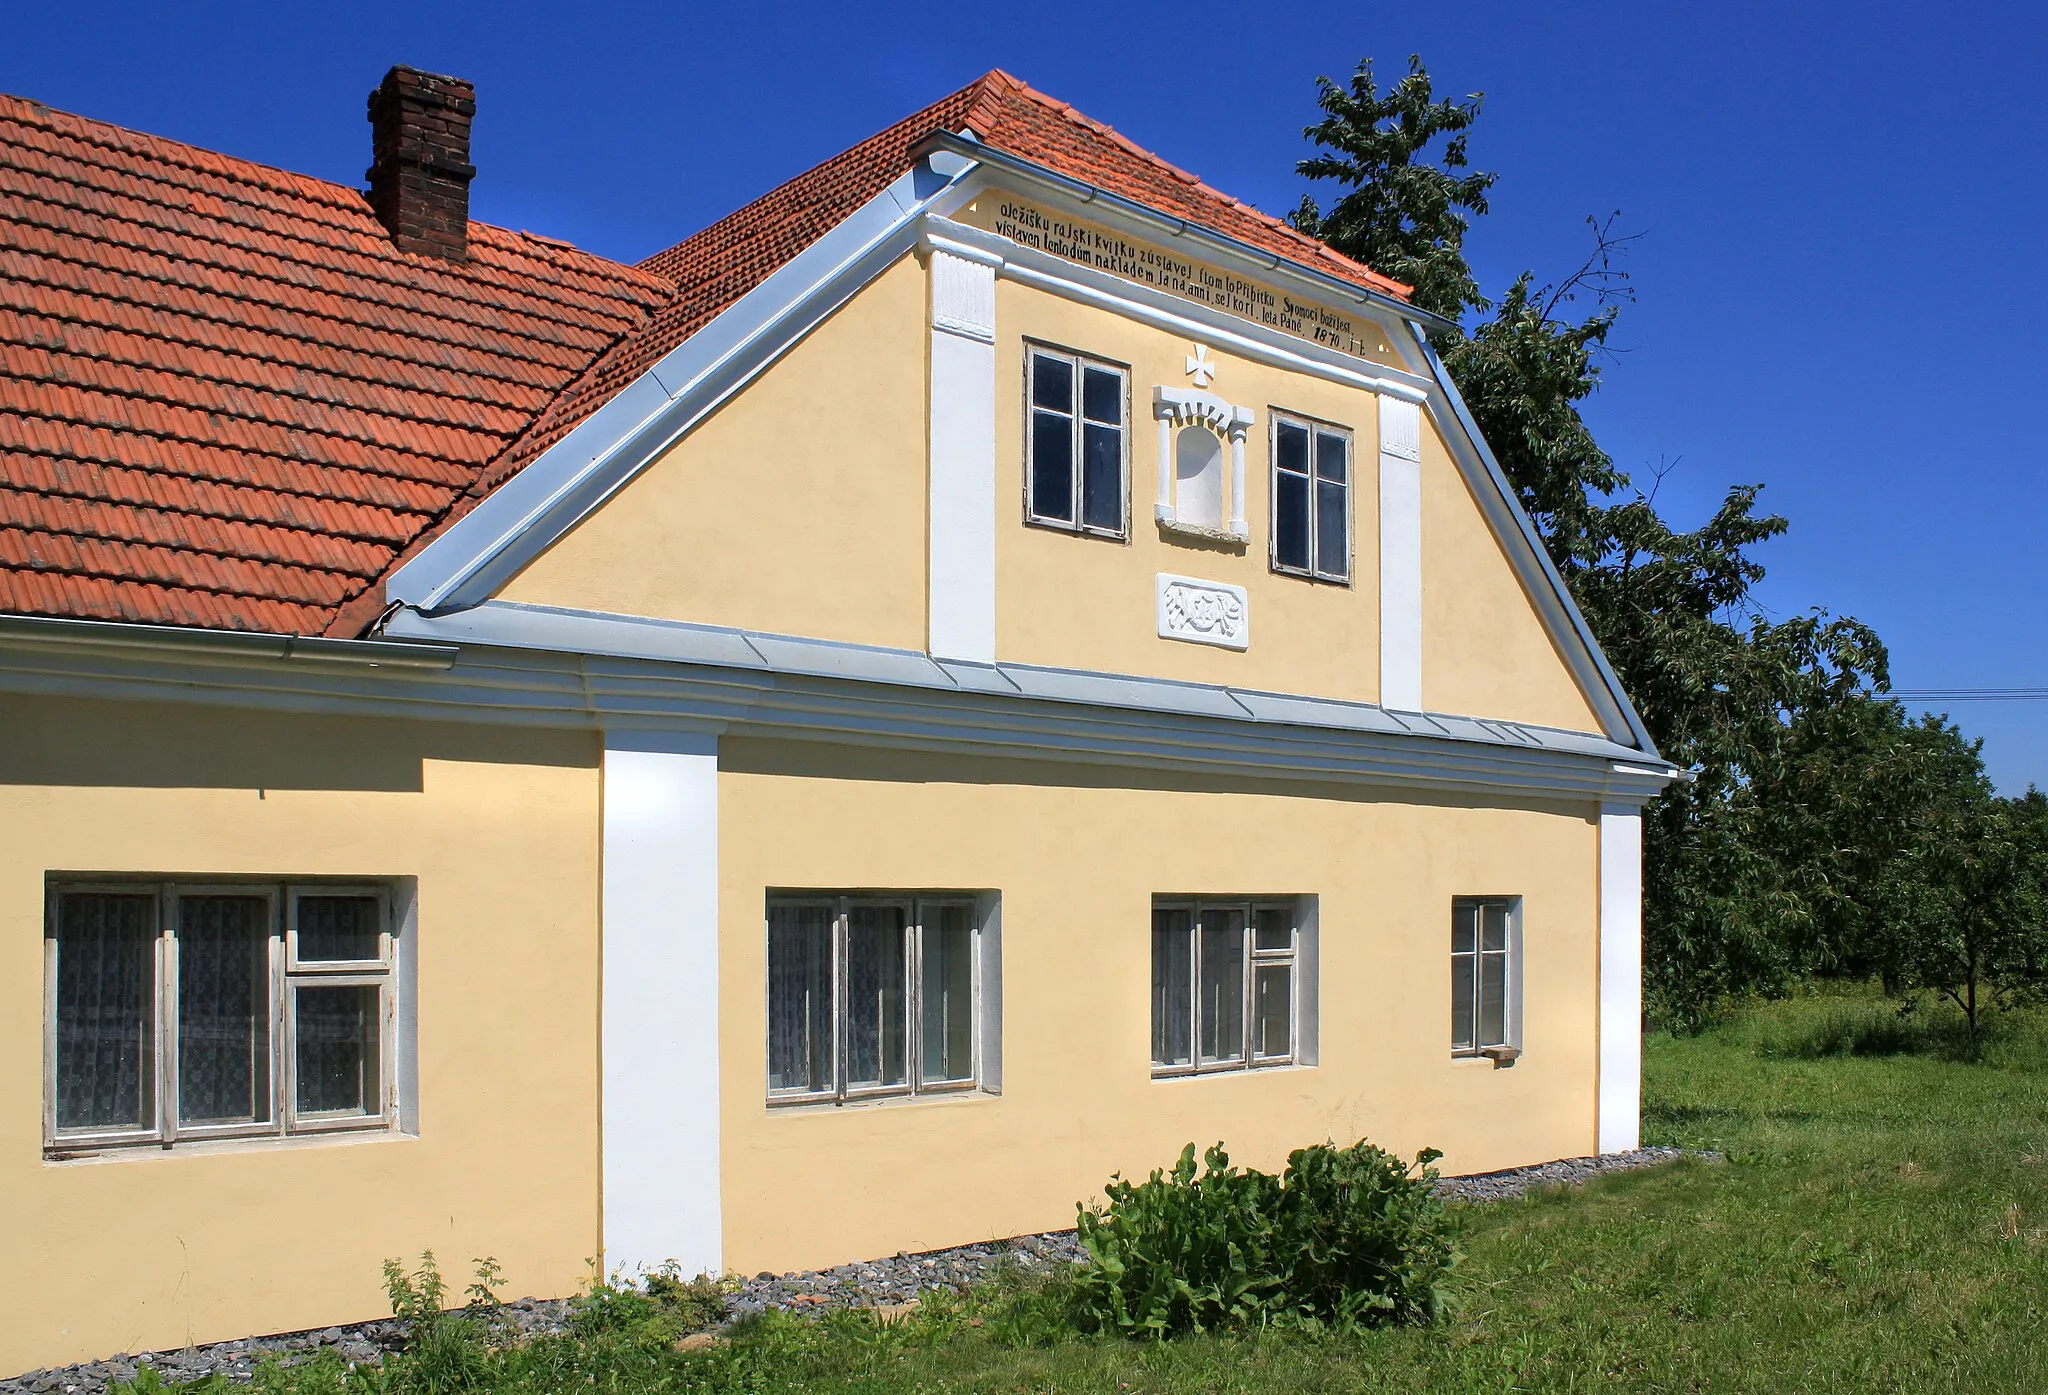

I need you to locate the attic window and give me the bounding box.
[1026,347,1127,538]
[1271,414,1351,583]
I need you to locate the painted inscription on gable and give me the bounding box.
[956,195,1389,362]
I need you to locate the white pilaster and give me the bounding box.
[927,246,998,662]
[1226,422,1249,539]
[602,731,721,1278]
[1597,803,1644,1154]
[1378,399,1423,711]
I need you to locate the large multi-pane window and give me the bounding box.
[1026,346,1127,537]
[1451,897,1518,1056]
[45,882,397,1151]
[1271,414,1350,582]
[1152,899,1300,1076]
[766,895,983,1103]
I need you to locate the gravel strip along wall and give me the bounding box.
[3,1147,1709,1393]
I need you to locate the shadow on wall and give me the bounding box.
[0,693,599,792]
[719,737,1596,822]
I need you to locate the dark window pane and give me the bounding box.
[1275,421,1309,477]
[1451,955,1476,1051]
[1081,423,1123,532]
[296,894,379,962]
[54,893,156,1132]
[1081,366,1122,424]
[1275,471,1310,570]
[178,895,271,1125]
[1482,903,1510,953]
[767,904,834,1093]
[1315,478,1348,578]
[1480,952,1508,1047]
[1151,909,1193,1067]
[1452,903,1478,955]
[1314,430,1348,482]
[920,904,975,1084]
[1031,410,1074,523]
[294,984,380,1117]
[1252,906,1293,953]
[846,905,908,1089]
[1198,907,1246,1064]
[1030,353,1072,412]
[1253,964,1292,1058]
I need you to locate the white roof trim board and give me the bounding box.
[381,145,1666,767]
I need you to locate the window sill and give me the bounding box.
[1150,1060,1311,1082]
[1270,566,1353,588]
[44,1126,414,1166]
[1451,1047,1523,1070]
[1024,516,1129,544]
[765,1087,999,1115]
[1154,508,1248,547]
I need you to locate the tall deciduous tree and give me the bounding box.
[1290,54,2012,1021]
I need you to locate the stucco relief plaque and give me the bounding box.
[1156,573,1249,651]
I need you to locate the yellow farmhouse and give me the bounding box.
[0,67,1678,1371]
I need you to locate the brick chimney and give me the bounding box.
[365,66,476,260]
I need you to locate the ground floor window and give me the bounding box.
[1452,896,1521,1057]
[1151,897,1311,1076]
[45,881,400,1152]
[766,894,989,1104]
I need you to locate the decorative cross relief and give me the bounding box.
[1184,344,1218,388]
[1157,573,1250,650]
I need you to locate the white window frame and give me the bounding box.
[1451,895,1523,1060]
[43,879,400,1155]
[1269,411,1353,584]
[1151,897,1305,1079]
[764,893,987,1106]
[1024,343,1129,540]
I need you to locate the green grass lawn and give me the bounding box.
[701,990,2048,1393]
[209,990,2048,1395]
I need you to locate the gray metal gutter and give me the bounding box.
[0,613,458,671]
[918,131,1462,338]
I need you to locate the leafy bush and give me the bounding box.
[1071,1140,1458,1337]
[570,1263,733,1343]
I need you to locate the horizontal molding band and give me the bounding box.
[0,612,1675,807]
[922,222,1433,405]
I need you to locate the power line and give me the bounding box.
[1894,688,2048,703]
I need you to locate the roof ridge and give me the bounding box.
[2,152,670,328]
[0,91,668,291]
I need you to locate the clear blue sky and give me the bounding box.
[6,1,2042,789]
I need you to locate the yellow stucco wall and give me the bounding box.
[0,695,602,1374]
[499,256,930,648]
[716,739,1601,1275]
[496,240,1607,734]
[1418,422,1604,732]
[991,278,1386,704]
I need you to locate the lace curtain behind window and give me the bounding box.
[54,893,155,1131]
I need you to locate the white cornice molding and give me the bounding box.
[921,221,1433,406]
[0,606,1676,805]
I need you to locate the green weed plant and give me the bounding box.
[1071,1139,1459,1336]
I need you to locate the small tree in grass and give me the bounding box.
[1880,785,2048,1042]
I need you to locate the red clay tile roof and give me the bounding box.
[0,70,1403,639]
